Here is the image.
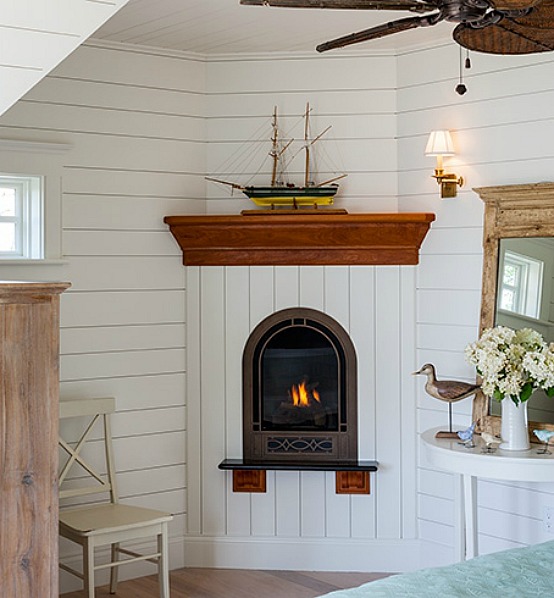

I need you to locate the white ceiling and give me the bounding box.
[92,0,453,55]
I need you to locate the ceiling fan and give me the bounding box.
[240,0,554,55]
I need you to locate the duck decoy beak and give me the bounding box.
[412,368,422,375]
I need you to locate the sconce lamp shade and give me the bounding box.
[425,130,455,156]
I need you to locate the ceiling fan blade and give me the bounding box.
[453,20,554,54]
[316,14,440,52]
[512,0,554,26]
[240,0,436,13]
[488,0,541,10]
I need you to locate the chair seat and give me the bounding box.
[60,503,172,537]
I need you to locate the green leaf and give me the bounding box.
[493,389,504,402]
[546,387,554,398]
[520,382,534,403]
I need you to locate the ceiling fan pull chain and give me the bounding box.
[456,45,468,96]
[465,49,471,70]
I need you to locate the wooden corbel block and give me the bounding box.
[335,471,370,495]
[233,470,267,493]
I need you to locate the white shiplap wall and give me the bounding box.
[181,53,420,572]
[0,0,130,116]
[0,41,206,591]
[3,29,554,585]
[397,43,554,566]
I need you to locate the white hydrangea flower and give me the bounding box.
[465,326,554,403]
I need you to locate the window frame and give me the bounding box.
[0,174,43,259]
[0,139,70,263]
[499,250,543,320]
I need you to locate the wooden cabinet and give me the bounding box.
[0,281,70,598]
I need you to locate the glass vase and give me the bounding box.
[499,397,530,451]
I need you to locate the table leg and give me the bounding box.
[462,474,478,559]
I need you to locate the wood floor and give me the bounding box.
[61,568,392,598]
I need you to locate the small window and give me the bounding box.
[0,175,43,259]
[499,250,543,319]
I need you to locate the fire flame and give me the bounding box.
[290,380,320,408]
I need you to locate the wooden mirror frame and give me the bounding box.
[473,182,554,437]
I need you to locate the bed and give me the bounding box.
[318,540,554,598]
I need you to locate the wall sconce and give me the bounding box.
[425,130,464,199]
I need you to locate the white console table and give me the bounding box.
[421,427,554,561]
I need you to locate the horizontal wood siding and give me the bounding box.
[0,0,130,116]
[397,43,554,565]
[0,42,204,592]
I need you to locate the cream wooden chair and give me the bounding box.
[59,397,173,597]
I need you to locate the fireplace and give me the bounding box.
[243,308,357,463]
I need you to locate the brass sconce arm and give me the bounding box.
[432,169,464,199]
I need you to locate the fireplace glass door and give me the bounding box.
[261,325,340,432]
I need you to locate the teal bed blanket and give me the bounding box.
[319,541,554,598]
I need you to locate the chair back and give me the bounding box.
[59,397,118,503]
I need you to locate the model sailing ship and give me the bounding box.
[206,103,346,208]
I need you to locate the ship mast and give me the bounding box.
[303,103,332,188]
[270,106,279,187]
[304,102,310,188]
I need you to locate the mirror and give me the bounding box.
[492,237,554,423]
[474,183,554,436]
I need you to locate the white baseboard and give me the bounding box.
[184,536,423,573]
[60,535,430,594]
[417,539,456,569]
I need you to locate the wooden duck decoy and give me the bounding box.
[413,363,481,438]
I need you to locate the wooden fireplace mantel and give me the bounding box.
[164,212,435,266]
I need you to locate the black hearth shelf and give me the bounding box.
[218,459,378,472]
[219,459,378,495]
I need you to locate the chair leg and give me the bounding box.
[83,539,95,598]
[110,542,120,594]
[158,523,170,598]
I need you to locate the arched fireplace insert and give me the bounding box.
[243,308,357,463]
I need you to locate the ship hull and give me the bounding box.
[243,185,338,207]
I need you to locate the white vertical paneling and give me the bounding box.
[400,267,418,539]
[274,266,300,309]
[252,472,276,537]
[225,266,252,536]
[275,471,301,537]
[249,266,277,536]
[224,267,250,456]
[200,268,227,536]
[375,267,402,539]
[325,471,351,538]
[186,267,202,536]
[191,259,415,553]
[324,266,350,329]
[300,471,327,537]
[249,266,275,325]
[350,266,377,539]
[299,266,325,310]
